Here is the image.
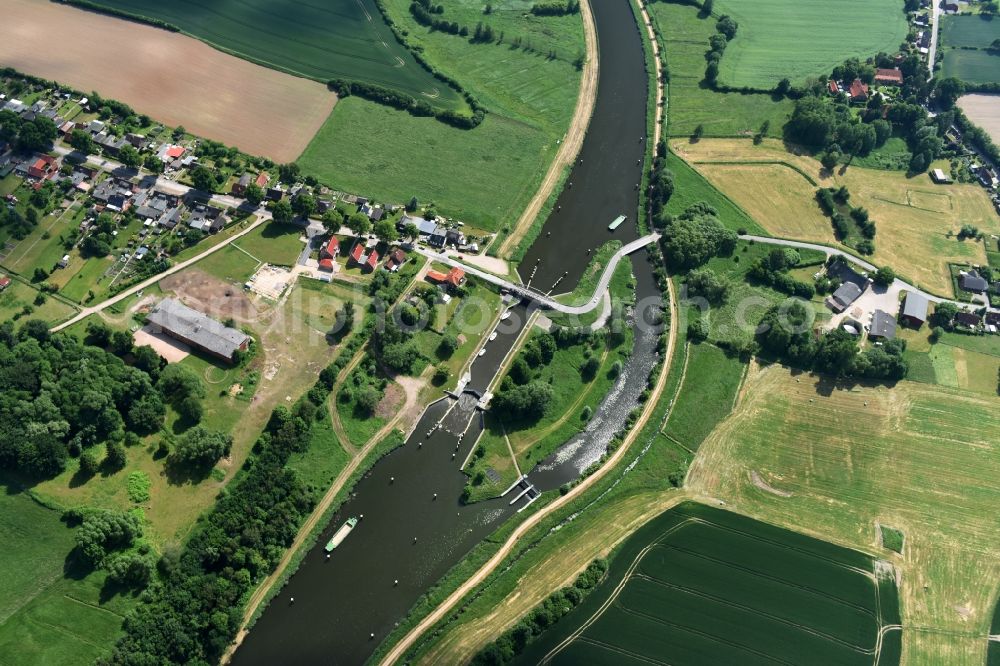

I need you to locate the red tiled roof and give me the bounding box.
[0,276,11,289]
[874,68,903,84]
[318,258,334,272]
[255,172,270,188]
[849,79,868,100]
[322,236,339,258]
[426,270,448,283]
[165,145,185,159]
[445,267,465,287]
[350,242,365,262]
[365,250,379,269]
[828,80,839,94]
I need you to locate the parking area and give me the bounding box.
[133,324,190,362]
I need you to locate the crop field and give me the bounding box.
[713,0,907,88]
[662,343,745,451]
[688,364,1000,664]
[662,153,763,234]
[76,0,464,111]
[0,0,335,161]
[941,15,1000,49]
[652,2,793,138]
[0,489,134,665]
[957,94,1000,145]
[299,0,583,231]
[516,501,899,666]
[671,138,1000,295]
[942,49,1000,85]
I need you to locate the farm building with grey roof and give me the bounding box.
[147,298,250,362]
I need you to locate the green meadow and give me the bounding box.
[714,0,907,88]
[650,1,793,138]
[79,0,465,109]
[299,0,584,232]
[662,342,745,451]
[941,14,1000,49]
[942,49,1000,85]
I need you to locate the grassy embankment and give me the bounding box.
[688,363,1000,664]
[299,0,584,234]
[713,0,907,89]
[649,1,792,138]
[671,137,1000,296]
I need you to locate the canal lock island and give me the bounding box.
[2,0,1000,664]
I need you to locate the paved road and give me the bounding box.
[742,234,976,307]
[927,1,941,79]
[51,212,271,332]
[412,233,659,315]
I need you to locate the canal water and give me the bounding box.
[233,0,654,662]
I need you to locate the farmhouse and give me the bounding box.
[959,270,988,293]
[874,68,903,85]
[146,298,250,363]
[848,79,869,102]
[868,309,897,340]
[900,291,929,327]
[827,281,863,313]
[0,275,10,291]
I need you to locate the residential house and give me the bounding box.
[0,275,10,291]
[828,80,840,95]
[868,309,897,340]
[985,311,1000,333]
[954,310,982,329]
[255,172,270,189]
[156,144,185,163]
[232,173,252,197]
[25,154,57,181]
[365,250,380,272]
[384,248,407,272]
[959,269,988,293]
[874,68,903,85]
[849,79,869,103]
[428,225,448,248]
[146,298,251,363]
[426,266,466,291]
[827,281,863,313]
[445,229,465,247]
[319,236,339,272]
[349,241,366,266]
[266,184,283,201]
[900,291,929,327]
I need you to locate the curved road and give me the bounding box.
[740,234,974,307]
[412,233,659,315]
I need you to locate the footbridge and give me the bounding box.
[412,233,659,315]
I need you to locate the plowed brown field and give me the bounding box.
[0,0,336,161]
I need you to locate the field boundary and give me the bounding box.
[691,158,819,186]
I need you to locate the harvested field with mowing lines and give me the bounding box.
[74,0,464,110]
[516,501,899,666]
[652,1,792,138]
[714,0,907,88]
[0,0,335,161]
[688,363,1000,664]
[671,138,1000,295]
[958,94,1000,145]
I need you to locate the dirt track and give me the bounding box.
[496,0,599,258]
[0,0,335,161]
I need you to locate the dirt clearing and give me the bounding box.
[0,0,335,162]
[133,324,190,362]
[958,94,1000,146]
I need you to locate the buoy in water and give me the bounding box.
[360,514,364,519]
[546,231,551,237]
[390,476,395,483]
[290,597,295,604]
[370,633,375,640]
[433,493,438,500]
[413,536,418,543]
[394,579,399,586]
[326,553,330,560]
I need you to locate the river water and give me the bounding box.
[233,0,653,661]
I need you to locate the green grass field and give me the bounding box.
[663,153,764,234]
[942,48,1000,85]
[0,488,134,665]
[78,0,466,110]
[689,365,1000,663]
[299,0,583,232]
[233,220,304,266]
[941,14,1000,49]
[662,342,745,450]
[651,2,793,138]
[515,501,898,666]
[714,0,908,88]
